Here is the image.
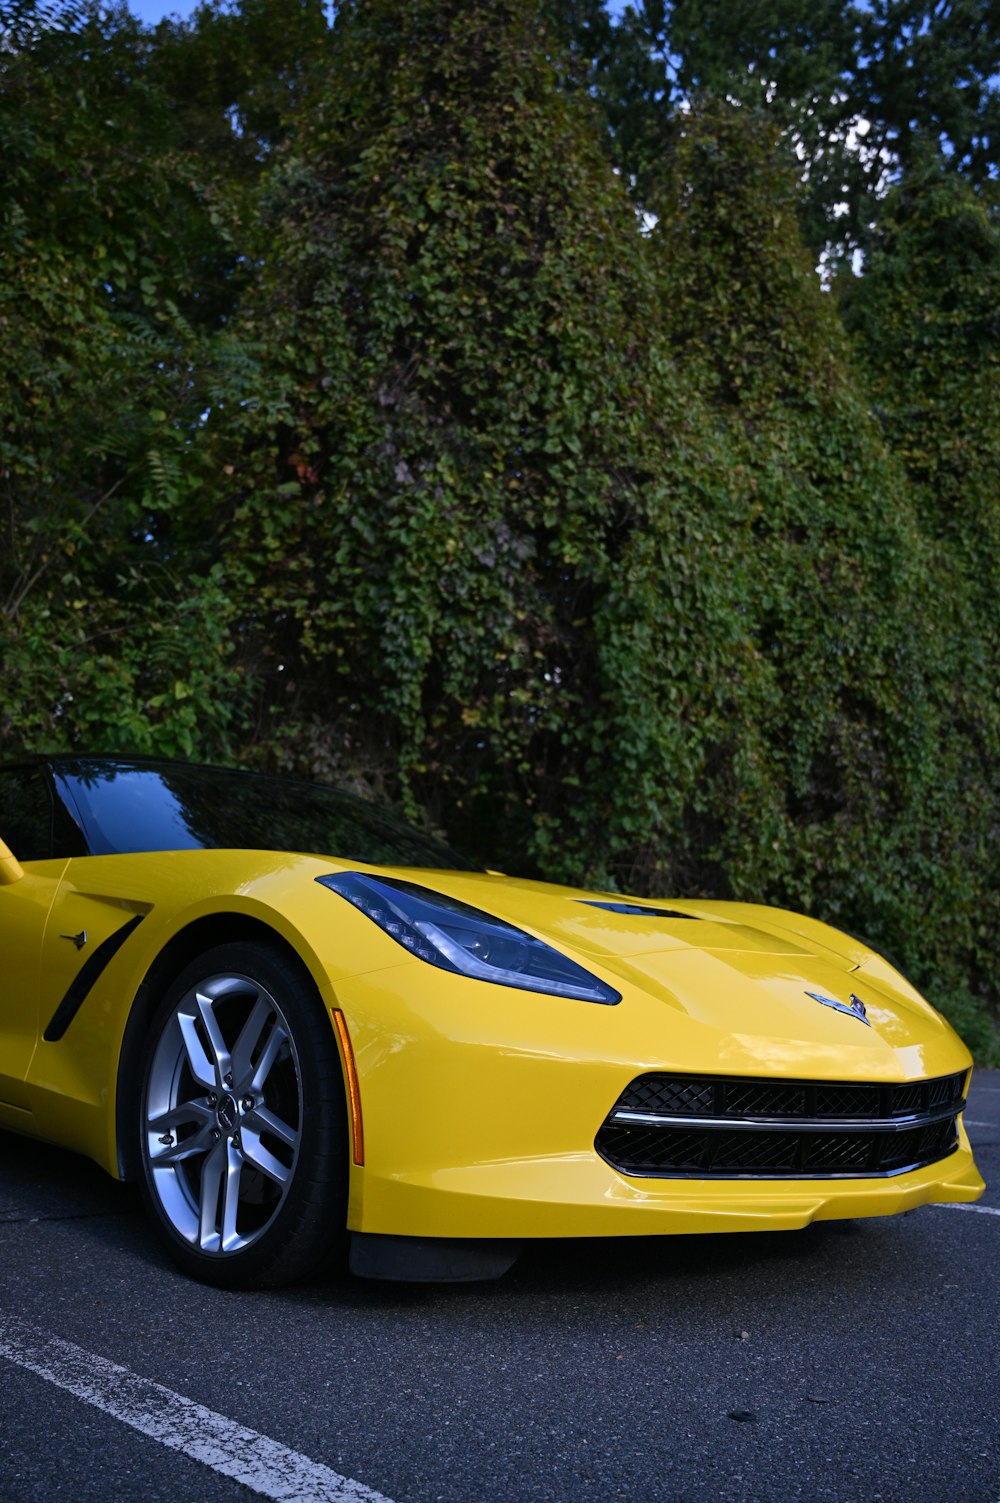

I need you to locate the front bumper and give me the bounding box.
[323,959,985,1242]
[348,1132,982,1241]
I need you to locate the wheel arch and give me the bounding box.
[115,912,330,1181]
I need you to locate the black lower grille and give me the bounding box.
[596,1070,966,1179]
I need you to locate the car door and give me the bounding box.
[0,766,68,1114]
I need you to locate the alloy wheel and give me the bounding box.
[144,971,302,1256]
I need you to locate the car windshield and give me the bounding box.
[53,760,477,870]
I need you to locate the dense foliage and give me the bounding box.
[0,2,248,755]
[565,0,1000,258]
[1,0,997,1057]
[649,108,999,1054]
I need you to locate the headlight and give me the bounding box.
[317,872,620,1006]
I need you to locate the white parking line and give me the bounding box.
[933,1203,1000,1217]
[0,1315,393,1503]
[964,1119,994,1127]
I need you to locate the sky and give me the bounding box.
[131,0,197,22]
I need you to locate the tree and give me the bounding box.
[147,0,333,176]
[0,1,247,756]
[647,103,997,1055]
[564,1,1000,257]
[838,163,1000,1046]
[211,0,760,887]
[839,163,1000,541]
[667,0,859,250]
[547,0,677,199]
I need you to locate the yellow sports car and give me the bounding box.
[0,756,983,1286]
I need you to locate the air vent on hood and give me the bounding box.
[580,902,698,920]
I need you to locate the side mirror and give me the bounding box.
[0,837,24,885]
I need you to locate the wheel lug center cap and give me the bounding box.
[217,1094,239,1132]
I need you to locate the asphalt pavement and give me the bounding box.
[0,1071,997,1503]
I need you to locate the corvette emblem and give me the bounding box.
[805,990,872,1027]
[217,1096,238,1132]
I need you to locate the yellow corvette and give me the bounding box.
[0,756,983,1286]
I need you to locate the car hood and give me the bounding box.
[380,868,958,1073]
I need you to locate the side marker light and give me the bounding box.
[331,1008,364,1166]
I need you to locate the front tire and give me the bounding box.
[137,942,347,1288]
